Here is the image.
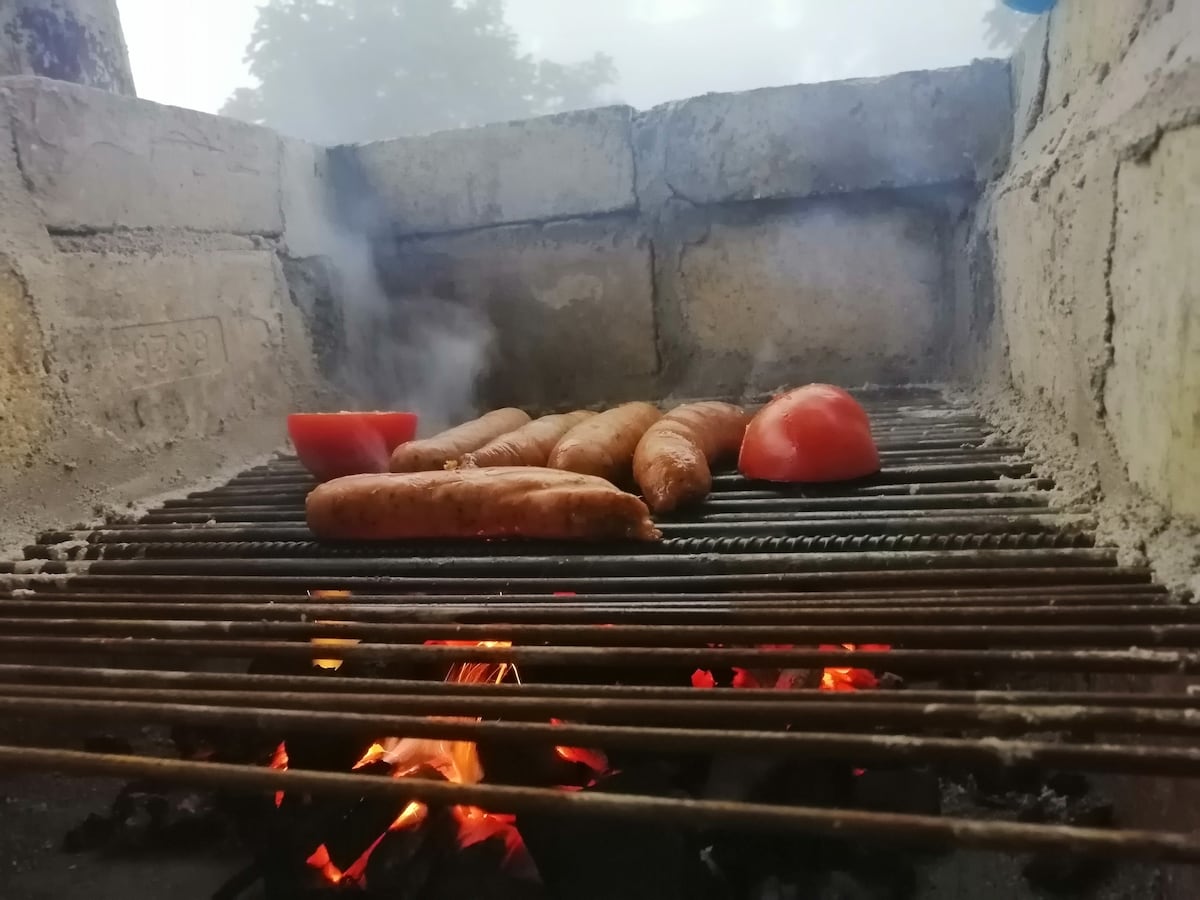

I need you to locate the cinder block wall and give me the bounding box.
[337,63,1012,409]
[0,76,333,550]
[958,0,1198,523]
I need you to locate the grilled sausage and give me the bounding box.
[547,402,662,483]
[634,401,750,513]
[306,468,661,542]
[459,410,596,468]
[389,408,530,472]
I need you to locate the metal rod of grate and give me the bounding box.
[2,391,1196,866]
[5,745,1198,863]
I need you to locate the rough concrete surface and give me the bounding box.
[377,216,659,409]
[1043,0,1147,113]
[3,76,284,233]
[968,0,1199,603]
[1106,126,1200,520]
[0,255,50,467]
[350,105,637,235]
[0,0,135,94]
[45,247,300,440]
[0,234,324,554]
[655,199,946,396]
[991,148,1115,434]
[638,62,1012,207]
[1010,15,1049,143]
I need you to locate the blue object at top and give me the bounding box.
[1004,0,1057,12]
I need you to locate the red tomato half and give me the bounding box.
[738,384,879,483]
[288,412,419,481]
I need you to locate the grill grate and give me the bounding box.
[1,389,1196,864]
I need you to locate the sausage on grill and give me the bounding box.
[634,401,750,513]
[459,410,596,469]
[306,468,661,542]
[547,402,662,483]
[389,408,530,472]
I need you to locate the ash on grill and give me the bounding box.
[0,390,1192,899]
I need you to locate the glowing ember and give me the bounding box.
[549,718,609,774]
[309,590,358,670]
[691,644,891,691]
[819,643,891,692]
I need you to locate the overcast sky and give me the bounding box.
[117,0,1015,116]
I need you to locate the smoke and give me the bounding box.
[299,154,495,435]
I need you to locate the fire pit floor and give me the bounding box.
[0,388,1195,899]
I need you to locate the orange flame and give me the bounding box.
[309,590,358,670]
[294,639,531,886]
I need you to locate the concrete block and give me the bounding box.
[45,248,302,444]
[349,106,637,235]
[640,62,1012,207]
[376,218,658,408]
[2,76,283,233]
[0,256,50,467]
[992,152,1114,433]
[656,200,944,395]
[1044,0,1147,112]
[0,0,135,94]
[1012,15,1049,142]
[1106,126,1200,518]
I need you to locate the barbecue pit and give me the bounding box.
[1,1,1197,898]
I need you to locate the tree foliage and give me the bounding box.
[222,0,616,144]
[983,0,1034,54]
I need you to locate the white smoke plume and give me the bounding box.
[296,153,495,436]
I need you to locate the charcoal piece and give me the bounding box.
[62,812,114,853]
[1022,795,1117,894]
[320,760,412,870]
[1045,770,1092,799]
[1023,851,1114,894]
[851,767,941,818]
[83,733,134,755]
[517,767,711,900]
[705,758,857,888]
[476,739,596,788]
[278,728,381,773]
[835,845,917,899]
[420,836,545,900]
[814,869,908,900]
[364,807,459,898]
[968,765,1044,807]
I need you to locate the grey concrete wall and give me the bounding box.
[960,0,1199,528]
[0,0,134,93]
[340,62,1010,405]
[0,76,331,552]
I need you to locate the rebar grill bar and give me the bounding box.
[2,389,1196,866]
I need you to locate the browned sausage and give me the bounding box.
[633,401,750,513]
[389,408,530,472]
[306,468,660,541]
[459,410,596,468]
[547,402,662,483]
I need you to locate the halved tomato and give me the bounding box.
[288,412,419,481]
[738,384,879,483]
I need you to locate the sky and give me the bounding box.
[116,0,1019,117]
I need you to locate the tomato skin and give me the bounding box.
[288,412,419,481]
[738,384,879,483]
